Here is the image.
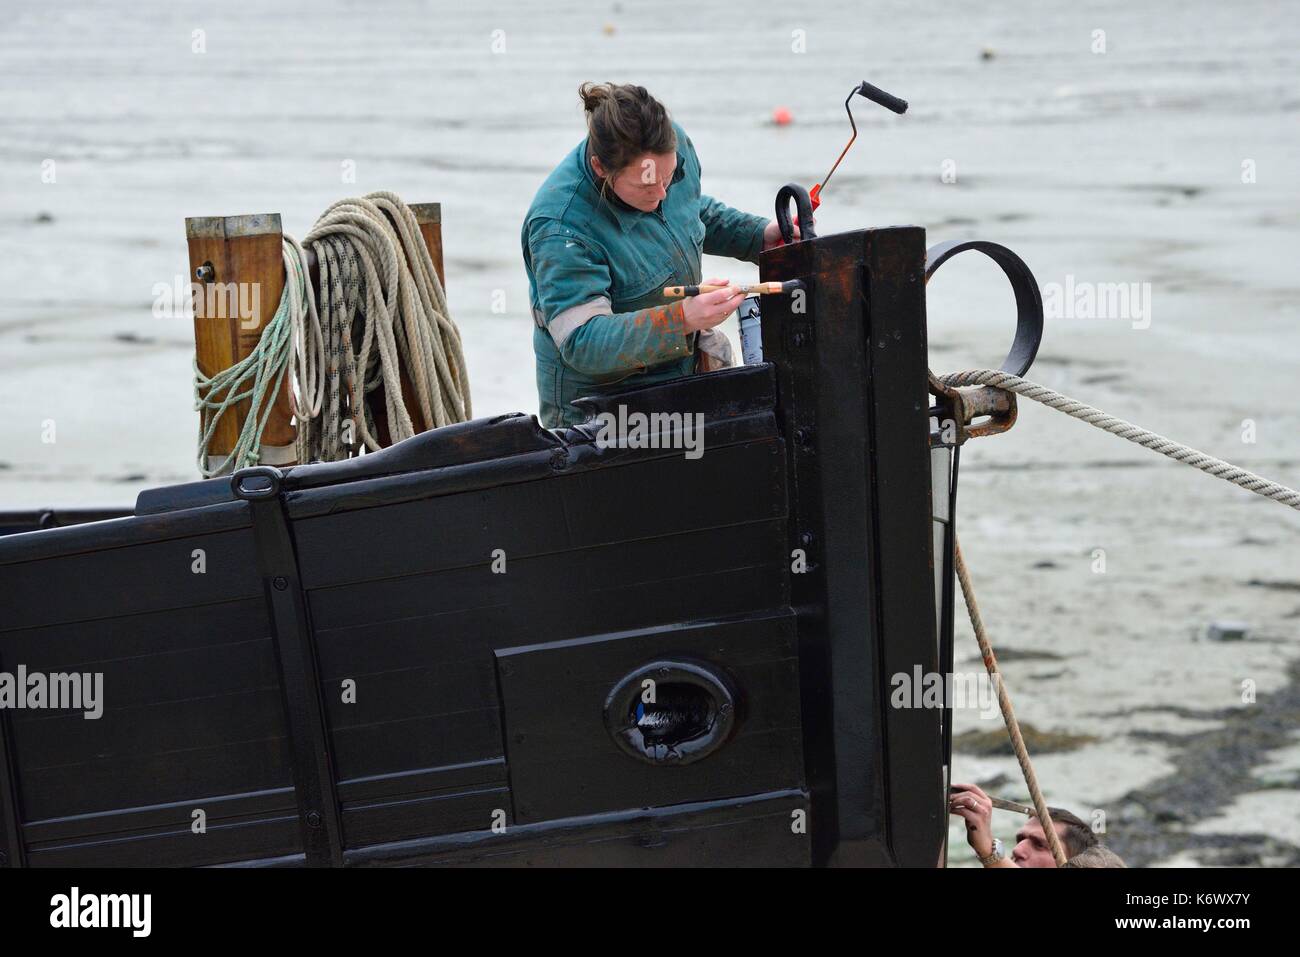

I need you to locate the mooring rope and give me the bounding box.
[942,369,1300,510]
[954,536,1069,867]
[194,192,471,477]
[194,239,312,478]
[945,368,1299,867]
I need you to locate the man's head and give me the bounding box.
[580,82,677,213]
[1011,807,1098,867]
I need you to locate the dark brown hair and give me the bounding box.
[579,82,676,186]
[1034,807,1100,859]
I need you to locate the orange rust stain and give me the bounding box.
[638,302,685,331]
[831,266,855,300]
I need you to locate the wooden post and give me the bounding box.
[410,202,445,286]
[186,213,293,475]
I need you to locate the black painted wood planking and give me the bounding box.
[0,226,951,867]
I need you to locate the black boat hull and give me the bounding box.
[0,226,951,867]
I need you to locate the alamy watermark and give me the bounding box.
[890,666,1001,719]
[152,275,261,328]
[1042,275,1151,330]
[50,887,150,937]
[593,405,705,460]
[0,666,103,719]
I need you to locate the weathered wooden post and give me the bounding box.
[410,202,445,284]
[186,213,292,475]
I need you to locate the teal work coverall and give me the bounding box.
[522,121,769,428]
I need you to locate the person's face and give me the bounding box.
[1011,818,1067,867]
[591,151,677,212]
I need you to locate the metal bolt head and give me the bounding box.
[272,576,288,591]
[306,810,322,829]
[195,261,215,282]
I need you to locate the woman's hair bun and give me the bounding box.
[577,82,675,177]
[579,81,611,113]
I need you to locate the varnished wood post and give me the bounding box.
[410,202,445,287]
[186,214,294,475]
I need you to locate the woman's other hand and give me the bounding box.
[681,277,745,332]
[762,218,805,250]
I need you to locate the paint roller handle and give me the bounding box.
[857,80,908,115]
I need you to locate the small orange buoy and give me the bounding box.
[603,23,616,36]
[772,106,793,126]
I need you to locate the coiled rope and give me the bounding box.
[194,192,471,477]
[945,369,1300,867]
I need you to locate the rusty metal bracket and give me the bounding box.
[929,375,1018,446]
[924,239,1043,446]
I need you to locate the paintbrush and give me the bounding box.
[663,280,804,298]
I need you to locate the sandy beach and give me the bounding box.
[1,0,1297,866]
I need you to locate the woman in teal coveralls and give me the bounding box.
[522,82,798,428]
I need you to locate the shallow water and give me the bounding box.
[2,0,1298,865]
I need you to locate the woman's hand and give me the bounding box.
[762,218,804,250]
[681,277,745,332]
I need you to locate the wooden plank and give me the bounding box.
[2,598,270,677]
[305,520,788,637]
[25,814,301,868]
[343,790,810,868]
[0,528,263,631]
[335,758,506,803]
[326,711,504,784]
[292,438,787,590]
[24,786,297,844]
[340,785,508,849]
[18,733,293,822]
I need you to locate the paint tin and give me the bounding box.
[738,295,763,365]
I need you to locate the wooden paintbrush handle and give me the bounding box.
[663,282,790,298]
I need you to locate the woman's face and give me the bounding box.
[591,151,677,212]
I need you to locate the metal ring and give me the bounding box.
[231,465,283,501]
[774,183,817,244]
[924,239,1044,377]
